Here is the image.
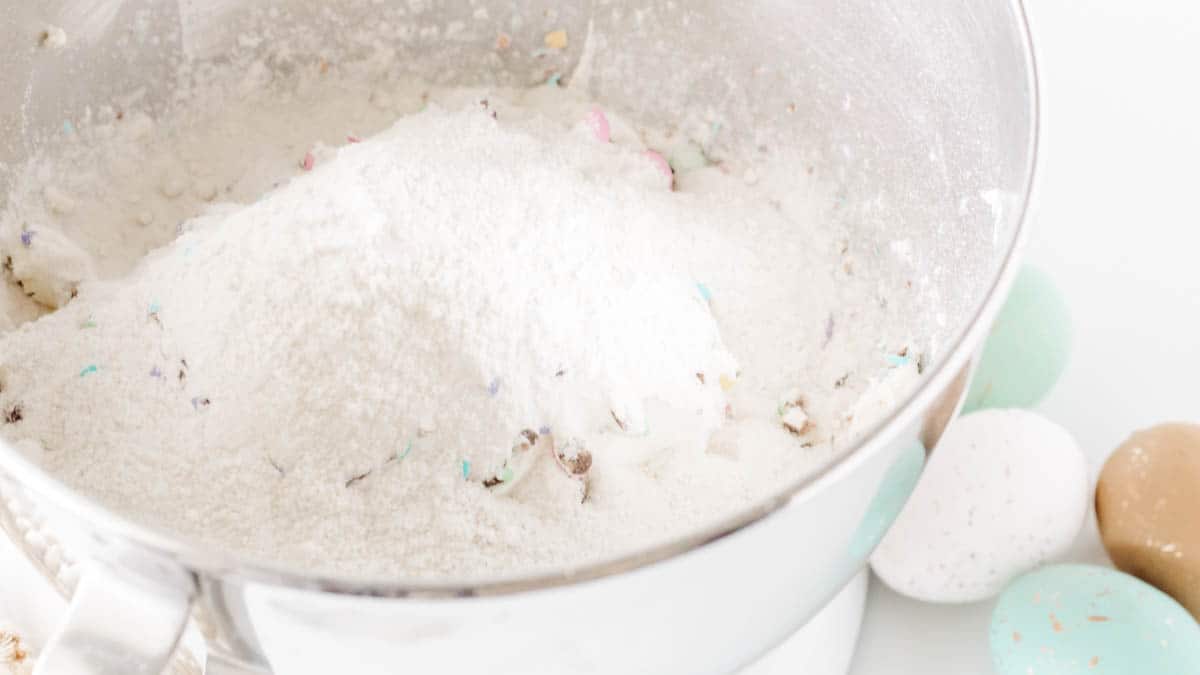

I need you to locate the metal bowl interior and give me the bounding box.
[0,0,1037,615]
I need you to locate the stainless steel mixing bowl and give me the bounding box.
[0,1,1038,673]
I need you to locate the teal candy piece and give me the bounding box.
[964,265,1071,412]
[991,564,1200,674]
[847,440,925,559]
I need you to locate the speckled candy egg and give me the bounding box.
[1096,423,1200,620]
[870,409,1088,602]
[963,265,1072,413]
[991,564,1200,674]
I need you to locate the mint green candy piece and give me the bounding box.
[668,141,708,174]
[991,564,1200,674]
[964,265,1070,412]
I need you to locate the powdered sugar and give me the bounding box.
[0,66,920,579]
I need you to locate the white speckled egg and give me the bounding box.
[870,409,1088,602]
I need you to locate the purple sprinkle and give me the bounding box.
[190,396,210,411]
[20,230,34,247]
[149,366,163,379]
[487,378,501,396]
[538,425,552,435]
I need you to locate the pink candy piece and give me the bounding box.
[347,135,362,144]
[584,108,611,144]
[643,150,674,188]
[301,151,315,171]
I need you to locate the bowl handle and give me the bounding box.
[33,558,195,675]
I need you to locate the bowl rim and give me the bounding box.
[0,0,1041,599]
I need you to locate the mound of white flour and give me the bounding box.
[0,82,919,579]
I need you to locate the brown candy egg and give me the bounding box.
[1096,422,1200,619]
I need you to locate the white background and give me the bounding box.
[849,0,1200,672]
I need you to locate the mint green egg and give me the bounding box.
[847,440,925,559]
[963,265,1071,412]
[991,564,1200,674]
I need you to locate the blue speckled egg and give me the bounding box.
[963,265,1071,413]
[991,564,1200,674]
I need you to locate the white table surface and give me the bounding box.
[849,1,1200,672]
